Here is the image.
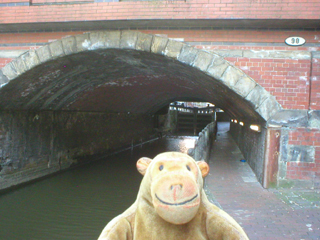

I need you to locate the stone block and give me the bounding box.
[243,50,311,60]
[313,51,320,59]
[104,31,121,49]
[287,145,315,163]
[1,62,18,80]
[214,50,243,58]
[89,31,107,50]
[256,95,282,121]
[75,33,90,52]
[89,31,121,50]
[206,55,229,79]
[164,39,184,59]
[232,75,256,98]
[220,65,244,87]
[0,50,27,58]
[151,36,168,55]
[245,85,270,109]
[308,110,320,129]
[136,32,153,52]
[268,110,308,127]
[21,50,40,70]
[120,31,138,49]
[49,40,65,58]
[0,70,9,86]
[36,45,52,63]
[192,50,214,72]
[271,51,310,60]
[62,36,77,55]
[178,45,199,65]
[11,57,27,75]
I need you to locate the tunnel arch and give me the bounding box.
[0,30,281,123]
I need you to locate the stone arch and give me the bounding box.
[0,30,281,121]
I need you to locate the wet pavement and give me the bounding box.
[205,123,320,240]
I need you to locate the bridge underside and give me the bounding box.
[0,49,263,122]
[0,47,268,191]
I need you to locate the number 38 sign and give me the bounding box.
[285,36,306,46]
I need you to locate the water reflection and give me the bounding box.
[0,136,196,240]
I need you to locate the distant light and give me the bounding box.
[250,125,261,132]
[234,120,238,123]
[239,122,244,126]
[231,119,234,122]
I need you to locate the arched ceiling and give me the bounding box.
[0,49,257,121]
[0,31,283,123]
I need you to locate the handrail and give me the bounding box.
[169,104,215,114]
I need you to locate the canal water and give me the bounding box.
[0,136,197,240]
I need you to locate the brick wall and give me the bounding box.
[286,128,320,186]
[226,58,311,110]
[0,0,319,23]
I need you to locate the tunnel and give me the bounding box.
[0,31,282,190]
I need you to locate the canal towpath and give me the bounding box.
[205,123,320,240]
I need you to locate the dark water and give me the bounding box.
[0,136,197,240]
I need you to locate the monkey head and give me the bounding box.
[136,152,209,225]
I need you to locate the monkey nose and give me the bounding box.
[170,184,183,190]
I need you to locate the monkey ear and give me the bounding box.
[137,157,152,175]
[197,161,210,177]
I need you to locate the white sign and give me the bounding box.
[285,36,306,46]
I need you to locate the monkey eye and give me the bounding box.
[159,165,164,171]
[186,165,191,171]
